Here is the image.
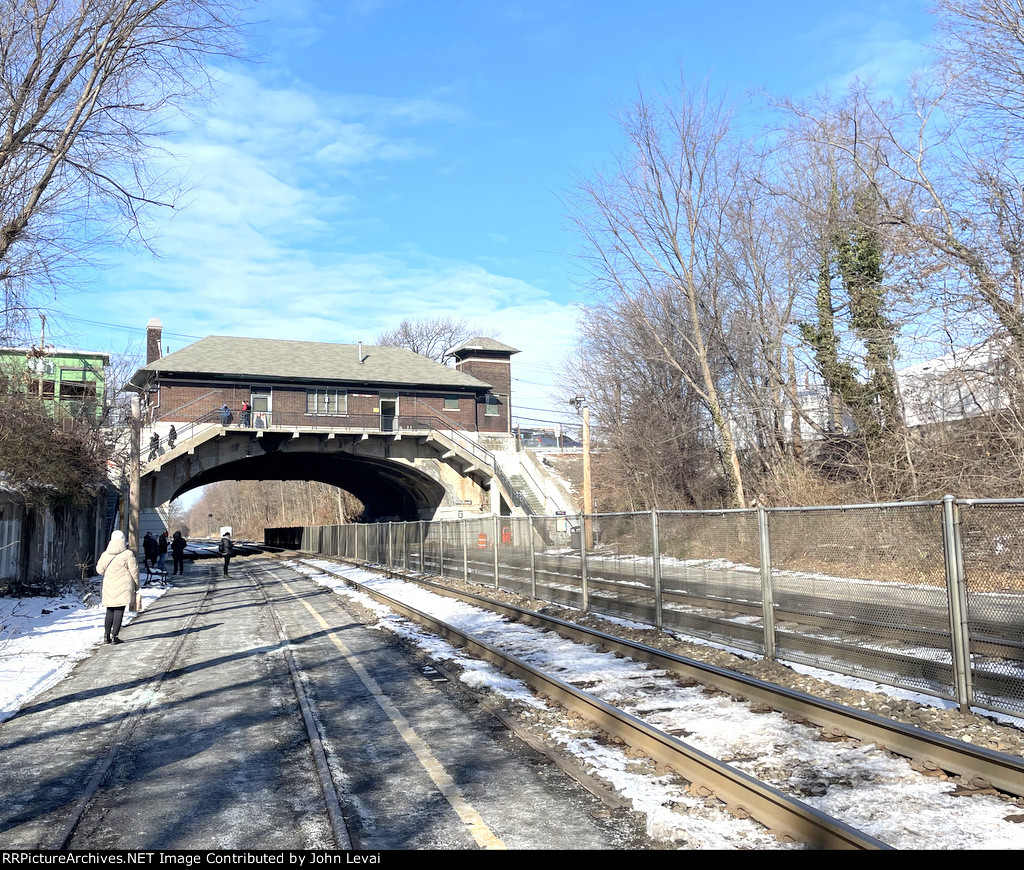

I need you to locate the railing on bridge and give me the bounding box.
[143,407,498,473]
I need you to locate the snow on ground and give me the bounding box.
[0,581,166,722]
[3,552,1024,849]
[291,558,1024,850]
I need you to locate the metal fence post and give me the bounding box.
[758,505,776,661]
[462,518,469,583]
[419,520,425,574]
[651,510,663,630]
[579,513,589,614]
[493,514,500,589]
[439,521,445,578]
[942,495,973,710]
[528,515,537,601]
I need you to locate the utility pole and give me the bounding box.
[36,315,46,399]
[129,394,141,555]
[570,396,594,549]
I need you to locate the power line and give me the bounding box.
[63,315,203,340]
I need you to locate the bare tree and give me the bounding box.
[567,300,724,510]
[0,0,245,339]
[782,74,1024,388]
[568,79,750,507]
[376,316,488,363]
[935,0,1024,138]
[187,480,359,540]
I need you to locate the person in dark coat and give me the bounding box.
[157,531,168,573]
[142,532,158,575]
[219,531,234,576]
[219,404,231,426]
[170,531,187,575]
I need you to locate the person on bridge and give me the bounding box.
[220,404,231,426]
[241,400,251,427]
[219,531,234,576]
[97,530,140,645]
[148,432,159,461]
[170,531,187,575]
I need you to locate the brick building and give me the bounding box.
[129,320,518,438]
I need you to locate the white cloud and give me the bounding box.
[800,12,932,97]
[73,68,574,419]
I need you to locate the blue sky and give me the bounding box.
[51,0,937,427]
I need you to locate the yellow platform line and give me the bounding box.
[281,579,506,850]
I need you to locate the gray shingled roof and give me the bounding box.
[449,336,520,356]
[131,336,493,390]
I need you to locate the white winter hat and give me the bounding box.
[110,530,125,542]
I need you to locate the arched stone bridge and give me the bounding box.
[141,418,517,521]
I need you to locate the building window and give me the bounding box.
[444,395,459,411]
[484,395,499,416]
[58,381,97,400]
[306,388,347,415]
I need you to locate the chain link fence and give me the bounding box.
[266,495,1024,717]
[768,503,954,700]
[954,501,1024,714]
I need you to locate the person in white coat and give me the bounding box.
[97,530,140,645]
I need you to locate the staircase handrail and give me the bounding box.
[511,451,550,510]
[405,396,497,468]
[491,462,536,515]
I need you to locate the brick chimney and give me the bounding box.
[146,318,163,364]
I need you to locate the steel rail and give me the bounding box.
[373,568,1024,801]
[303,560,890,849]
[47,577,215,850]
[247,567,353,850]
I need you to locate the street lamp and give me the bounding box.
[569,396,593,548]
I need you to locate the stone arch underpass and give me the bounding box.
[140,425,510,522]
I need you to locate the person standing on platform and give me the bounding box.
[142,532,158,576]
[219,531,234,576]
[157,532,168,574]
[97,530,139,645]
[171,530,187,575]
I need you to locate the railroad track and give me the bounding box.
[285,553,1024,850]
[47,576,215,850]
[248,568,353,849]
[44,568,352,851]
[408,549,1024,706]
